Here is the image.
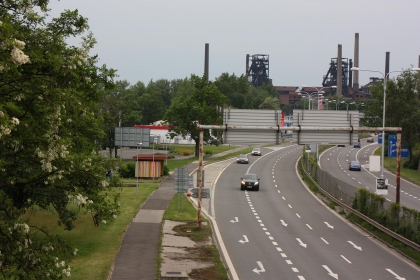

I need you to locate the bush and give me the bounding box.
[119,162,136,178]
[403,153,419,170]
[163,164,169,175]
[177,148,194,156]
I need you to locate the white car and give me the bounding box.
[251,148,261,156]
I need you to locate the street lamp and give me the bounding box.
[136,142,142,196]
[296,90,323,110]
[341,101,355,111]
[351,66,420,179]
[152,137,157,180]
[328,100,339,110]
[302,86,337,110]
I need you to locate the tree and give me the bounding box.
[258,96,280,110]
[281,104,293,115]
[386,70,420,169]
[164,74,226,156]
[99,80,129,156]
[0,1,120,277]
[361,70,420,170]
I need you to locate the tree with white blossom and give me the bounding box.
[0,1,120,278]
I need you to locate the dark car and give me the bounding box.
[237,154,249,164]
[240,173,260,191]
[337,144,345,147]
[354,142,361,148]
[349,161,361,171]
[251,148,261,156]
[367,138,374,143]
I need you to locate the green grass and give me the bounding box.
[23,185,157,280]
[373,147,420,185]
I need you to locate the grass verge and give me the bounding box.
[22,185,157,280]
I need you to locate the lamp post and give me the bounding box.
[328,100,339,110]
[302,86,337,110]
[136,142,142,196]
[166,135,170,165]
[152,137,157,180]
[351,67,420,179]
[341,101,355,111]
[296,90,323,110]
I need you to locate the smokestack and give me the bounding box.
[337,44,342,96]
[246,54,250,76]
[385,52,390,83]
[353,33,359,95]
[349,59,353,88]
[418,55,420,88]
[204,43,209,83]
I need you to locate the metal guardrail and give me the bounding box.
[300,155,420,252]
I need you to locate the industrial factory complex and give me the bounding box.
[245,33,384,109]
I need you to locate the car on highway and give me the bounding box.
[349,160,361,171]
[237,154,249,164]
[240,173,260,191]
[367,138,374,143]
[354,142,361,148]
[251,148,261,156]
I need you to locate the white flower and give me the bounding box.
[11,47,30,65]
[102,220,106,224]
[11,117,19,125]
[0,111,4,117]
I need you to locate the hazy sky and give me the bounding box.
[48,0,420,88]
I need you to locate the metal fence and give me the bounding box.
[302,154,420,249]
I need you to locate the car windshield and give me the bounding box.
[253,148,260,152]
[238,154,247,159]
[243,174,257,180]
[350,161,360,165]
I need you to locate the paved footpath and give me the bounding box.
[109,146,246,280]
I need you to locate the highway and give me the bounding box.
[319,137,420,211]
[213,144,420,280]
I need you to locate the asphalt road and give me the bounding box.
[213,144,420,280]
[319,137,420,211]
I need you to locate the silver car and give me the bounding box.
[237,154,249,164]
[251,148,261,156]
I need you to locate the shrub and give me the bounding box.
[177,148,194,156]
[119,162,135,178]
[204,150,213,157]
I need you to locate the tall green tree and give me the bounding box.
[258,96,280,110]
[164,74,226,155]
[0,1,120,278]
[361,70,420,170]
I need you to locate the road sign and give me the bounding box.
[190,188,210,199]
[388,134,410,158]
[378,134,382,144]
[388,134,397,157]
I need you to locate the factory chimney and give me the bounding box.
[204,43,209,83]
[337,44,342,96]
[353,33,359,95]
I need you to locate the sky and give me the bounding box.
[48,0,420,88]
